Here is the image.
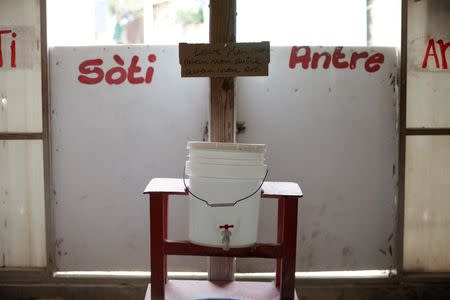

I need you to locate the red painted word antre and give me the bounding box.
[289,46,385,73]
[78,54,157,85]
[0,29,17,68]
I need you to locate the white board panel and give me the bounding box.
[236,46,398,271]
[51,45,397,272]
[50,46,209,271]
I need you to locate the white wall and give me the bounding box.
[50,45,209,271]
[237,46,397,271]
[50,45,397,271]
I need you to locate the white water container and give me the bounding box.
[185,142,267,248]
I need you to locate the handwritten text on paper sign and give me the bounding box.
[179,42,270,77]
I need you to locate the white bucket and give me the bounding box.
[185,142,267,248]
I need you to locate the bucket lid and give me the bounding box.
[187,141,266,153]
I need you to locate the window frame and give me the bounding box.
[2,0,450,286]
[0,0,54,282]
[397,0,450,278]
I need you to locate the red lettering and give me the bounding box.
[0,30,12,67]
[311,51,331,69]
[289,46,384,73]
[365,53,384,73]
[105,55,127,85]
[78,59,104,84]
[289,46,311,69]
[145,54,157,83]
[437,39,449,69]
[10,32,16,68]
[148,54,156,63]
[422,39,440,69]
[127,55,144,84]
[78,53,156,85]
[350,51,369,69]
[332,47,349,69]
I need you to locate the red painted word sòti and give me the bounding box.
[289,46,384,73]
[0,30,17,68]
[78,54,157,85]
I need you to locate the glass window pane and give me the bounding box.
[0,140,46,267]
[237,0,367,46]
[0,0,42,132]
[237,0,400,47]
[404,136,450,272]
[406,0,450,128]
[368,0,401,47]
[47,0,209,46]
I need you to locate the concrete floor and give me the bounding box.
[1,283,450,300]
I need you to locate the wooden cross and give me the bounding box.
[179,0,270,281]
[208,0,236,143]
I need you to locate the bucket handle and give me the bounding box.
[183,167,268,208]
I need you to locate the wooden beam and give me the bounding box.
[210,78,234,142]
[397,0,408,275]
[209,0,236,143]
[164,241,282,258]
[405,128,450,135]
[40,0,56,278]
[0,133,43,140]
[208,0,237,281]
[209,0,236,48]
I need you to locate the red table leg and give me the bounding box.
[280,196,298,300]
[163,195,168,284]
[150,192,165,300]
[275,197,285,287]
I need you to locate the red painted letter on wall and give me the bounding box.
[289,46,311,69]
[422,39,440,69]
[78,59,104,84]
[437,39,449,69]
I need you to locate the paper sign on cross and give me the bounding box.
[179,41,270,77]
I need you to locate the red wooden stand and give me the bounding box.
[144,178,303,300]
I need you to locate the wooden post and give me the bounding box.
[209,0,236,143]
[208,0,237,281]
